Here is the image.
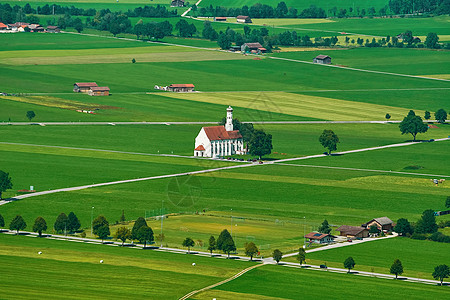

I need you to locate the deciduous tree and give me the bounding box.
[115,227,131,246]
[93,215,109,238]
[390,259,403,279]
[248,129,273,159]
[394,218,413,236]
[385,113,391,120]
[244,242,258,261]
[446,196,450,209]
[0,213,4,228]
[67,212,81,233]
[10,215,26,234]
[26,111,35,121]
[0,170,13,199]
[425,32,439,49]
[424,111,431,120]
[54,212,68,234]
[137,226,154,247]
[207,235,216,256]
[182,237,195,254]
[435,109,447,123]
[399,111,428,141]
[433,264,450,286]
[319,129,339,154]
[344,256,355,273]
[297,247,306,265]
[33,216,47,237]
[217,229,236,258]
[273,249,282,264]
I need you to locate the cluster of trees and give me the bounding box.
[114,216,154,247]
[134,20,173,40]
[389,0,450,15]
[202,229,236,258]
[0,3,41,25]
[219,117,273,159]
[399,109,447,141]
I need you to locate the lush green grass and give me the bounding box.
[299,238,450,280]
[201,264,450,299]
[271,47,450,76]
[0,233,252,299]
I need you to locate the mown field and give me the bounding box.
[0,233,253,299]
[198,264,450,299]
[291,237,450,280]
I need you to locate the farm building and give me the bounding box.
[170,0,185,7]
[364,217,393,232]
[305,232,335,244]
[29,24,45,32]
[88,86,110,96]
[229,46,241,52]
[168,84,195,92]
[0,23,7,30]
[214,17,227,21]
[313,55,332,64]
[336,225,369,238]
[241,42,264,53]
[73,82,98,93]
[236,15,252,23]
[194,106,245,158]
[46,26,60,33]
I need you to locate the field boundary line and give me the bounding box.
[275,163,450,178]
[179,263,263,300]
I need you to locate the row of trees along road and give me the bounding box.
[399,109,447,141]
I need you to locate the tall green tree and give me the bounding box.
[318,219,332,234]
[136,226,154,247]
[96,224,110,242]
[424,111,431,120]
[0,213,4,228]
[369,225,380,235]
[446,196,450,208]
[217,229,236,258]
[54,212,68,234]
[425,32,439,49]
[399,111,428,141]
[415,209,438,234]
[0,170,13,199]
[432,264,450,286]
[93,215,109,238]
[33,216,47,237]
[10,215,26,234]
[248,129,273,159]
[394,218,413,236]
[115,227,131,246]
[182,237,195,254]
[67,212,81,233]
[120,210,126,223]
[244,242,258,261]
[131,217,148,240]
[390,259,404,279]
[26,111,36,121]
[385,113,391,120]
[297,247,306,265]
[207,235,216,256]
[273,249,283,264]
[319,129,339,154]
[435,109,447,123]
[344,256,356,273]
[217,32,231,49]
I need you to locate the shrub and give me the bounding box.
[411,233,427,240]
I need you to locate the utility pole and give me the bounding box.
[160,199,164,248]
[230,208,233,237]
[90,206,94,236]
[303,216,306,248]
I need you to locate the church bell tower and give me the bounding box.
[225,106,233,131]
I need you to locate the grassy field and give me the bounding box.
[290,237,450,280]
[0,233,253,299]
[199,264,450,299]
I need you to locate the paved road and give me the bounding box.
[3,138,448,204]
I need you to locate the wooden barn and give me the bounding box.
[88,86,110,96]
[336,225,369,238]
[46,25,60,33]
[313,55,332,64]
[241,42,263,52]
[74,82,98,93]
[236,15,252,23]
[168,84,195,92]
[364,217,393,232]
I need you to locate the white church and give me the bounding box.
[194,106,246,158]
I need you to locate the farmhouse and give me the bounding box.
[89,86,110,96]
[29,24,45,32]
[364,217,393,232]
[305,232,335,244]
[241,42,263,53]
[73,82,98,93]
[0,23,7,30]
[170,0,185,7]
[313,55,332,64]
[46,25,60,33]
[194,106,245,158]
[168,84,195,92]
[236,15,252,23]
[336,225,369,238]
[214,17,227,21]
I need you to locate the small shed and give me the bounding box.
[229,45,241,52]
[236,15,252,23]
[364,217,393,232]
[46,25,60,33]
[88,86,110,96]
[241,42,263,53]
[305,232,335,244]
[313,55,331,64]
[74,82,98,93]
[336,225,369,238]
[214,17,227,22]
[168,84,195,92]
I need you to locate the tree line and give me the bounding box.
[389,0,450,15]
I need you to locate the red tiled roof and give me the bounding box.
[195,145,205,151]
[90,86,110,91]
[203,126,242,141]
[215,17,227,20]
[237,15,250,19]
[258,47,267,51]
[305,232,332,240]
[169,84,195,88]
[75,82,98,87]
[0,23,7,28]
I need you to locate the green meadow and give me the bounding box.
[200,264,450,299]
[297,238,450,280]
[0,233,253,299]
